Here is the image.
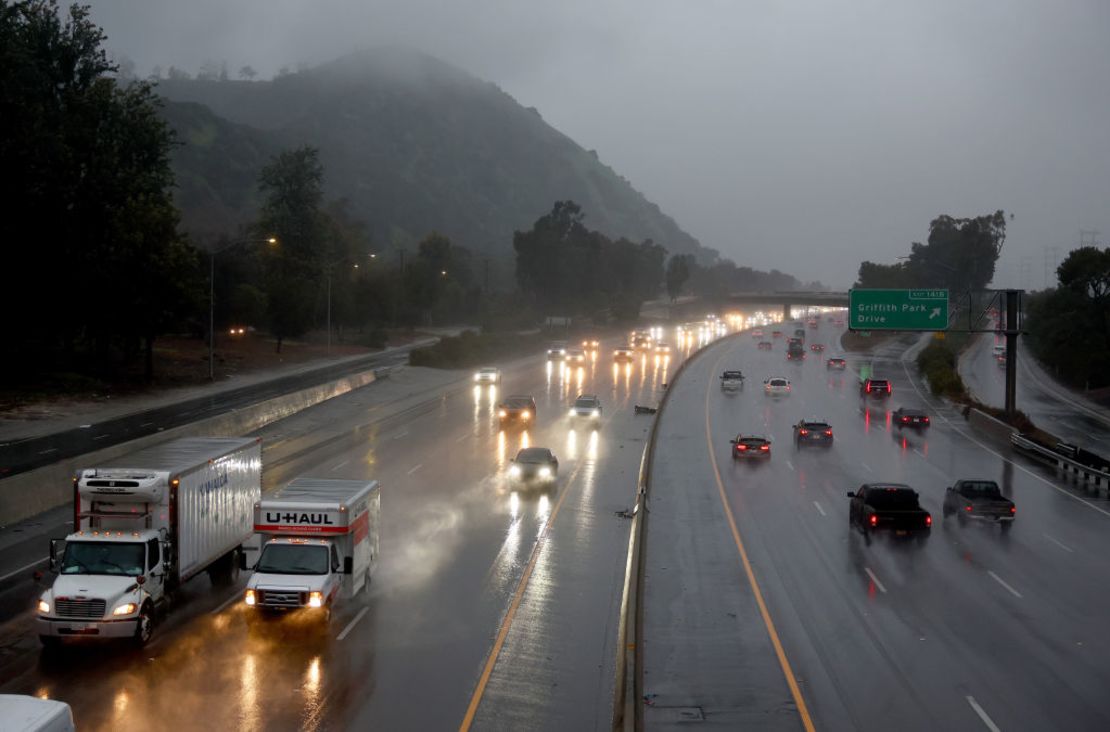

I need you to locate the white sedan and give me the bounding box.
[474,367,501,384]
[763,376,791,396]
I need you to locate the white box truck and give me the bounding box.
[36,437,262,648]
[244,478,380,622]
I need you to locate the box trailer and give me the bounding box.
[244,478,380,622]
[36,437,262,647]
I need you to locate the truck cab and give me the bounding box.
[246,537,344,620]
[37,528,166,647]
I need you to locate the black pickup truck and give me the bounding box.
[847,483,932,538]
[942,480,1015,529]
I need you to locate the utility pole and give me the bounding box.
[326,270,332,355]
[1079,229,1101,248]
[1004,289,1021,416]
[483,257,490,294]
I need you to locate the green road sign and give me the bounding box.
[849,289,948,331]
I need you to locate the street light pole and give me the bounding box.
[326,271,332,355]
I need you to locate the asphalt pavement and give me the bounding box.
[641,322,1110,730]
[0,334,701,731]
[960,333,1110,449]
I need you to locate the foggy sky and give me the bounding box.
[89,0,1110,289]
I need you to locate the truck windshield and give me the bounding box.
[61,542,145,577]
[256,544,329,575]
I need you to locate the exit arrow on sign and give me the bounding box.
[929,307,941,319]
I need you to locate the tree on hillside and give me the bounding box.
[239,65,258,81]
[906,211,1008,292]
[256,146,327,351]
[0,0,198,381]
[666,255,692,301]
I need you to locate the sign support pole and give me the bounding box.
[1004,289,1020,416]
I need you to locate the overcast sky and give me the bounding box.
[90,0,1110,289]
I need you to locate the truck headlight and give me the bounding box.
[112,602,138,616]
[37,600,50,614]
[244,589,256,606]
[308,591,324,609]
[538,467,552,479]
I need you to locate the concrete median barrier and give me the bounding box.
[0,367,383,525]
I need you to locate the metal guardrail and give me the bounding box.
[611,333,732,731]
[1010,434,1110,488]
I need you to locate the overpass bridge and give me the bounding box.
[726,291,849,320]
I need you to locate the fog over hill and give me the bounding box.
[159,47,718,265]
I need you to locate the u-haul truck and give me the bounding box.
[244,478,380,621]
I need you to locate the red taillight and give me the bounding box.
[923,416,930,423]
[1010,506,1016,515]
[786,385,791,391]
[760,445,769,451]
[825,429,833,436]
[799,428,809,435]
[965,505,973,512]
[902,416,910,422]
[869,514,878,527]
[925,515,932,527]
[738,444,748,451]
[866,384,872,393]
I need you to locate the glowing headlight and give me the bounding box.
[308,591,324,609]
[509,465,522,477]
[112,602,138,616]
[244,589,256,606]
[592,409,600,417]
[521,411,530,420]
[37,600,50,614]
[499,409,507,418]
[569,409,577,417]
[474,374,481,381]
[538,467,552,479]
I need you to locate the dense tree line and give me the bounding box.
[855,211,1008,293]
[1,1,198,381]
[1025,246,1110,390]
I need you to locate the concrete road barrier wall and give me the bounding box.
[0,368,383,525]
[967,407,1018,442]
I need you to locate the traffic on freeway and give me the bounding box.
[0,320,738,730]
[641,315,1110,731]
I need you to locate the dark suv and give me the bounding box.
[860,378,892,397]
[793,419,834,447]
[498,395,537,427]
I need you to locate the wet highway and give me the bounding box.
[960,333,1110,448]
[0,335,699,730]
[641,321,1110,730]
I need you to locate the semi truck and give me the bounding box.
[36,437,262,648]
[244,478,380,622]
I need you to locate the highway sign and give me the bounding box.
[849,289,948,331]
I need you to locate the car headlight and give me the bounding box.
[308,591,324,609]
[244,589,256,606]
[509,465,522,477]
[37,599,50,614]
[474,374,481,381]
[112,602,138,616]
[538,467,552,478]
[521,411,530,420]
[499,409,507,418]
[569,409,577,417]
[592,409,600,417]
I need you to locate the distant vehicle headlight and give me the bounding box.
[521,411,530,420]
[112,602,138,616]
[474,373,481,381]
[308,591,324,608]
[569,409,577,417]
[538,467,552,479]
[499,409,508,418]
[592,409,600,417]
[37,599,50,614]
[244,590,256,606]
[509,465,522,477]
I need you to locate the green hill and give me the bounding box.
[157,47,717,262]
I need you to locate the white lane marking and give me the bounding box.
[140,422,155,428]
[336,606,369,641]
[456,433,470,443]
[899,358,1110,520]
[987,570,1023,599]
[1043,533,1074,553]
[393,430,410,440]
[406,463,423,475]
[913,448,925,458]
[785,460,795,471]
[864,567,887,594]
[0,556,49,583]
[38,448,58,455]
[330,459,349,472]
[210,591,242,615]
[861,462,874,473]
[813,501,826,517]
[93,434,110,441]
[966,695,1002,732]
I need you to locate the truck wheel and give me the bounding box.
[132,605,154,647]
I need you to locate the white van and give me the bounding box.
[0,695,75,732]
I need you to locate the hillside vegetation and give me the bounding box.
[158,47,716,264]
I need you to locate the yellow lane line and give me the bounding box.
[458,448,590,731]
[704,349,816,732]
